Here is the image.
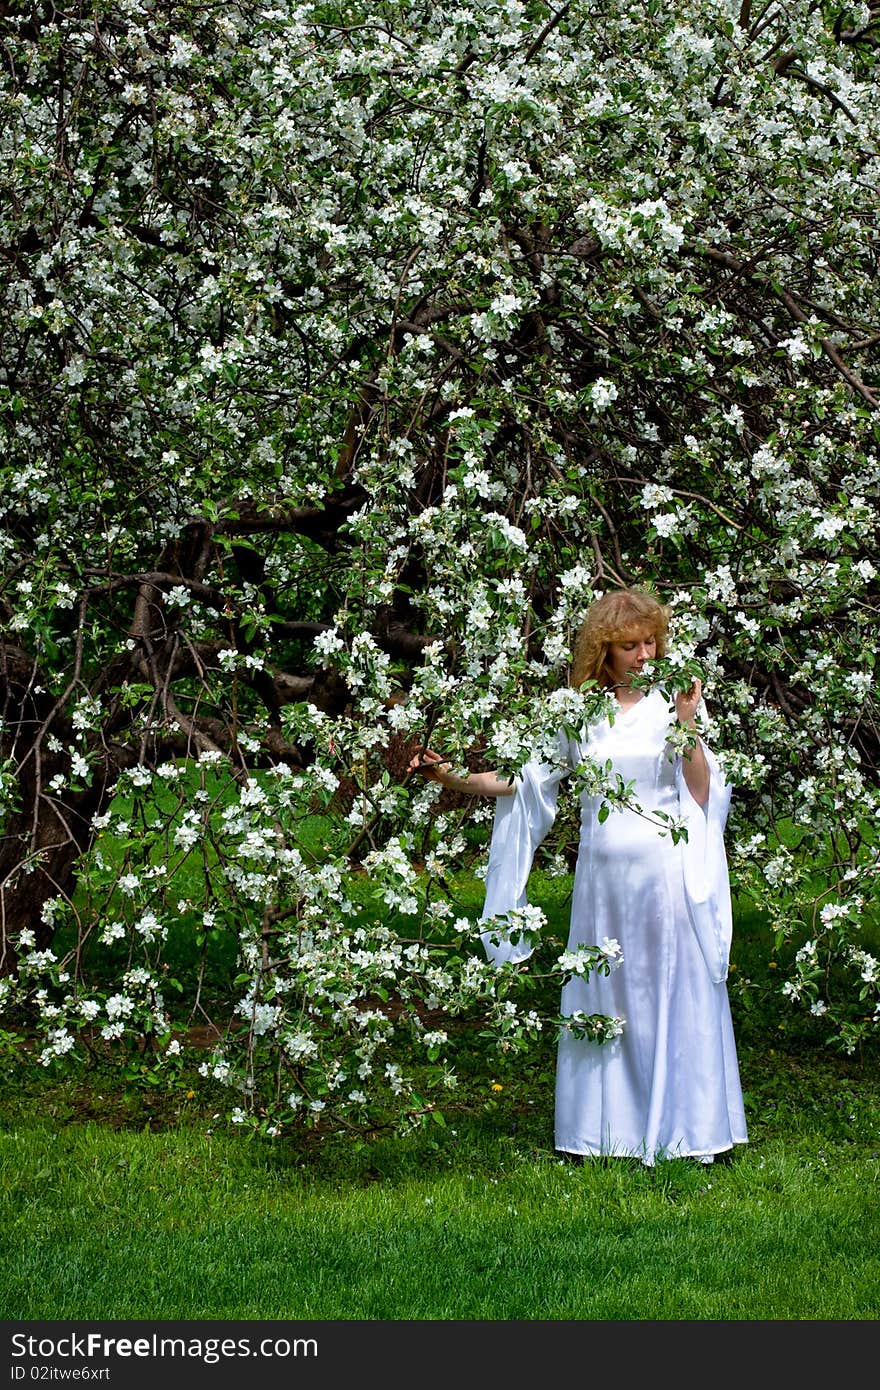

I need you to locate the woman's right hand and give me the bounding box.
[407,750,513,799]
[407,748,450,781]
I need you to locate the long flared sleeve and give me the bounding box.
[675,727,734,985]
[480,752,567,967]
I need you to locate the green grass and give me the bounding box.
[4,814,879,1323]
[2,1019,879,1321]
[1,1108,878,1319]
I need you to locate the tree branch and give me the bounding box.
[699,245,879,409]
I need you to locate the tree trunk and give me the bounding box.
[0,642,112,966]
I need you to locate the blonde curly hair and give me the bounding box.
[570,588,671,690]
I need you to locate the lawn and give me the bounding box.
[2,943,878,1322]
[2,807,879,1325]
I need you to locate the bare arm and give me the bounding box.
[408,749,515,798]
[675,680,710,808]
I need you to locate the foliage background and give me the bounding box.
[1,0,878,1135]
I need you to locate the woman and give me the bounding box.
[411,588,748,1165]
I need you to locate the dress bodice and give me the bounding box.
[573,689,682,852]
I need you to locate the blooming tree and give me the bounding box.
[1,0,878,1133]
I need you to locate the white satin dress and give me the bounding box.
[479,688,748,1165]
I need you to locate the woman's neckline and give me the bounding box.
[611,687,649,714]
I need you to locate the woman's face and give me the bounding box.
[606,627,657,687]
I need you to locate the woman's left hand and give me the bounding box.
[675,677,702,726]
